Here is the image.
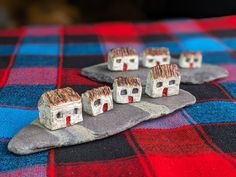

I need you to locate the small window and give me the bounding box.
[130,58,135,63]
[186,58,191,62]
[56,112,63,118]
[120,89,127,95]
[74,108,79,114]
[94,99,101,106]
[169,80,175,85]
[156,82,163,88]
[116,59,121,63]
[194,58,198,62]
[132,88,139,94]
[148,59,154,63]
[163,58,168,62]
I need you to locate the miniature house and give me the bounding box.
[38,87,83,130]
[113,76,142,104]
[142,47,171,68]
[145,64,181,98]
[82,86,113,116]
[179,51,202,68]
[107,48,139,71]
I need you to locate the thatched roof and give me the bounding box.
[181,51,202,58]
[114,76,141,87]
[150,64,180,80]
[109,48,138,58]
[83,86,112,101]
[39,87,80,107]
[144,47,170,56]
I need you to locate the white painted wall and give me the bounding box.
[145,74,181,98]
[179,54,202,68]
[142,54,171,68]
[113,83,142,103]
[39,101,83,130]
[108,53,139,71]
[82,94,113,116]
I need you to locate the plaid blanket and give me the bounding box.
[0,15,236,177]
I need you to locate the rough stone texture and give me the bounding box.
[8,89,195,155]
[81,59,228,85]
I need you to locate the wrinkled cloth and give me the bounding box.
[0,15,236,177]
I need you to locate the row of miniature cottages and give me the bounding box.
[108,47,202,71]
[38,64,181,131]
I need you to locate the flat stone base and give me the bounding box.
[81,59,228,85]
[8,89,195,155]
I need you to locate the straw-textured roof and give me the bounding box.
[109,48,138,58]
[144,47,170,56]
[83,86,112,101]
[114,76,141,87]
[150,64,180,80]
[39,87,80,107]
[181,51,202,57]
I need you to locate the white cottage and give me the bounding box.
[179,51,202,68]
[107,48,139,71]
[142,47,171,68]
[82,86,113,116]
[113,76,142,104]
[38,87,83,130]
[145,64,181,98]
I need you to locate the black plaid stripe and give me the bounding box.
[54,134,135,162]
[63,55,104,68]
[22,36,59,43]
[0,56,10,68]
[202,124,236,153]
[0,37,18,45]
[140,34,173,43]
[180,83,229,101]
[209,29,236,38]
[64,35,100,43]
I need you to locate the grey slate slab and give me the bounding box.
[81,59,228,85]
[8,89,196,155]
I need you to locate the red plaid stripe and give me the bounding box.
[0,16,236,177]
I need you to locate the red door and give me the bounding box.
[123,63,127,71]
[103,103,108,112]
[156,61,160,65]
[189,63,193,68]
[162,88,168,97]
[128,96,134,103]
[66,116,71,127]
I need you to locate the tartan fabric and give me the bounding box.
[0,15,236,177]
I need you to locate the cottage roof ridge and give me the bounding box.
[151,64,180,79]
[114,76,141,86]
[144,47,169,56]
[84,86,112,101]
[109,47,138,58]
[39,87,81,106]
[181,51,201,57]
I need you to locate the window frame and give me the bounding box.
[116,58,122,63]
[185,58,191,62]
[56,112,63,119]
[130,58,135,63]
[74,108,79,114]
[162,57,168,62]
[120,89,128,95]
[169,80,175,85]
[148,58,154,63]
[94,99,101,107]
[132,88,139,94]
[194,58,198,62]
[156,82,163,88]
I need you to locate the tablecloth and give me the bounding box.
[0,15,236,177]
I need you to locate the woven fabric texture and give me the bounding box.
[0,15,236,177]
